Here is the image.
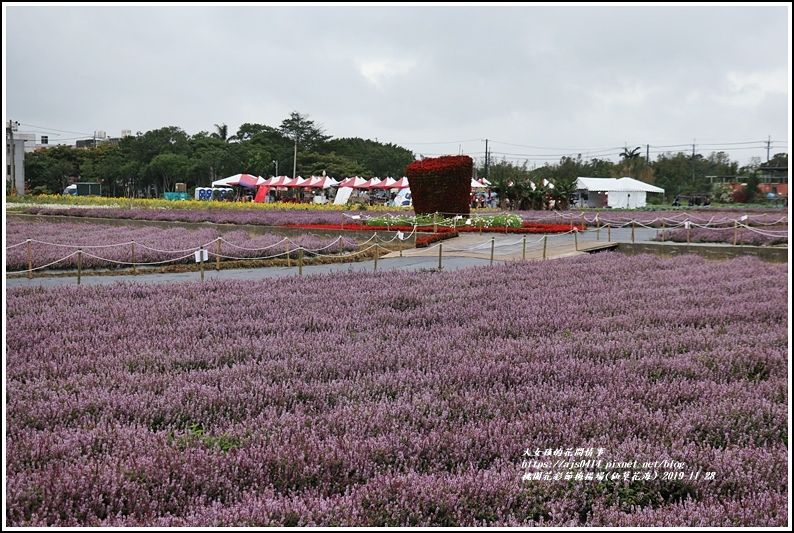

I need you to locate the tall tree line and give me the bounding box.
[477,150,786,209]
[22,111,786,203]
[22,112,415,198]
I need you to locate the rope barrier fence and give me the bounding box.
[6,213,787,279]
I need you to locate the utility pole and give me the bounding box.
[692,139,696,185]
[766,135,771,163]
[485,139,488,179]
[7,120,20,195]
[292,136,297,179]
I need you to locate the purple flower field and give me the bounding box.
[5,220,359,272]
[16,205,788,230]
[653,226,788,247]
[5,253,788,527]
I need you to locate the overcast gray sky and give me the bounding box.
[3,2,791,168]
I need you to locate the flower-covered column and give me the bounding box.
[406,155,473,216]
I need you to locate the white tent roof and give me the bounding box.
[576,177,664,193]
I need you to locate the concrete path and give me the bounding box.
[2,226,682,289]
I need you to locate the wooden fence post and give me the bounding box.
[216,237,221,270]
[299,247,303,276]
[27,239,32,279]
[200,246,205,282]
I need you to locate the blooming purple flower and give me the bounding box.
[5,253,787,526]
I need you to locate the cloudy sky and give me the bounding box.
[4,3,791,168]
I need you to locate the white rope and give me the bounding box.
[81,250,196,266]
[291,236,346,252]
[131,241,211,254]
[5,250,81,274]
[217,236,289,251]
[212,252,279,261]
[25,238,137,250]
[737,223,789,237]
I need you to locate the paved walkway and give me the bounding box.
[2,226,692,288]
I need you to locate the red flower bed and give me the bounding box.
[405,155,473,216]
[281,223,455,233]
[281,223,578,234]
[416,230,459,248]
[455,223,581,234]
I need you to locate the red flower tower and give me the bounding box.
[405,155,473,216]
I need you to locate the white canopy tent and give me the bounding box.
[575,177,664,209]
[211,174,266,188]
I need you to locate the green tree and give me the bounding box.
[549,174,578,211]
[765,152,788,167]
[652,152,699,197]
[296,152,368,179]
[80,144,125,196]
[526,164,556,210]
[618,146,642,178]
[210,123,232,142]
[743,174,761,204]
[147,152,191,194]
[487,159,527,209]
[584,158,615,178]
[124,126,191,167]
[23,145,84,194]
[279,112,331,178]
[324,138,415,177]
[229,123,294,177]
[23,151,59,194]
[189,133,236,184]
[234,123,282,143]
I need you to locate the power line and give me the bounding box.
[392,139,481,146]
[18,123,95,137]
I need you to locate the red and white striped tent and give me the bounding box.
[337,176,369,189]
[212,173,266,188]
[360,177,383,189]
[369,177,398,189]
[299,176,340,189]
[391,177,409,189]
[263,175,293,187]
[298,176,324,188]
[283,176,307,188]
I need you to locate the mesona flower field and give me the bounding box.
[4,252,788,527]
[5,220,360,273]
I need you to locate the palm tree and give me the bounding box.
[620,146,642,178]
[620,146,641,161]
[550,176,578,211]
[211,123,230,142]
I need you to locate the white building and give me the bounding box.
[574,177,665,209]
